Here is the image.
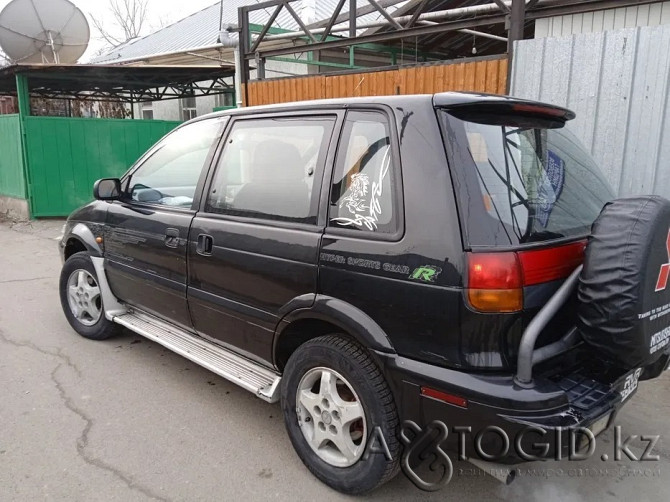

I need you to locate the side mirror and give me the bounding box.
[93,178,121,201]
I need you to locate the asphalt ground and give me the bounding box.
[1,218,669,501]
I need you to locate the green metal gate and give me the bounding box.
[0,114,26,200]
[1,65,236,218]
[24,117,180,217]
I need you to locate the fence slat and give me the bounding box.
[245,57,509,106]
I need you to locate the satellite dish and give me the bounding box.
[0,0,90,64]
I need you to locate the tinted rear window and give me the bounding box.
[441,111,615,247]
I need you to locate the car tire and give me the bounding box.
[281,335,400,494]
[59,251,120,340]
[578,196,670,368]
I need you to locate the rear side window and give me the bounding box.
[442,111,615,246]
[329,111,397,234]
[206,116,336,224]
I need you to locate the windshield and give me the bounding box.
[442,111,615,247]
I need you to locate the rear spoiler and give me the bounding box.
[433,93,576,124]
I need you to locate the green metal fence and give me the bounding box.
[0,114,26,199]
[24,117,180,217]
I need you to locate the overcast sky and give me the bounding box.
[0,0,220,62]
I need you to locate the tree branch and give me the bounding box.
[90,0,149,51]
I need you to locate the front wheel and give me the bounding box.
[59,251,120,340]
[281,335,400,494]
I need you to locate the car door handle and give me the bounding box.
[196,234,214,256]
[164,227,180,248]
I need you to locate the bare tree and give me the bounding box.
[150,13,175,32]
[91,0,150,48]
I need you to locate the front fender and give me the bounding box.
[276,294,396,354]
[69,223,103,257]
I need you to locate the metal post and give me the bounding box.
[234,46,243,107]
[255,53,266,80]
[15,73,30,118]
[14,72,32,215]
[507,0,526,56]
[507,0,525,55]
[506,0,525,93]
[349,0,356,38]
[238,6,250,106]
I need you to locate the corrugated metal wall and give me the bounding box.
[24,117,180,217]
[0,114,26,200]
[535,2,670,38]
[245,56,508,106]
[511,25,670,197]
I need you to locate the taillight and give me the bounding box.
[466,241,586,313]
[518,241,586,285]
[467,252,523,312]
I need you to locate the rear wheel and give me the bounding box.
[59,251,120,340]
[281,335,400,494]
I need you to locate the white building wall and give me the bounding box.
[535,2,670,37]
[133,58,311,121]
[134,93,222,121]
[196,95,218,117]
[149,99,181,121]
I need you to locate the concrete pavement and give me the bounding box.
[0,218,668,501]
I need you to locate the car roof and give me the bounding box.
[203,93,434,119]
[195,91,574,121]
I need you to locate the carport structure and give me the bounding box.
[0,63,235,219]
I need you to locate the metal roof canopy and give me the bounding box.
[0,63,236,103]
[238,0,663,89]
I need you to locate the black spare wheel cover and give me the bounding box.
[578,196,670,369]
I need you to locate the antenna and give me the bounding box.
[0,0,90,64]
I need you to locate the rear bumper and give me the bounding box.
[376,350,666,464]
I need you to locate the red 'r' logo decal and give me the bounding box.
[655,229,670,292]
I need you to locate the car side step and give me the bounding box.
[112,311,281,403]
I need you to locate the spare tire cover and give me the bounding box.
[578,196,670,369]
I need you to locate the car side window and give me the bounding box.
[127,117,225,208]
[329,111,397,233]
[206,116,336,224]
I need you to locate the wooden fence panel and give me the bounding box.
[244,56,508,106]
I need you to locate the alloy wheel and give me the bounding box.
[66,269,102,326]
[296,366,367,467]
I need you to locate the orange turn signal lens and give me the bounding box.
[467,288,523,313]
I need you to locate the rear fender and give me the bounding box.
[274,294,396,357]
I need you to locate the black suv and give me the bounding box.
[59,93,670,494]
